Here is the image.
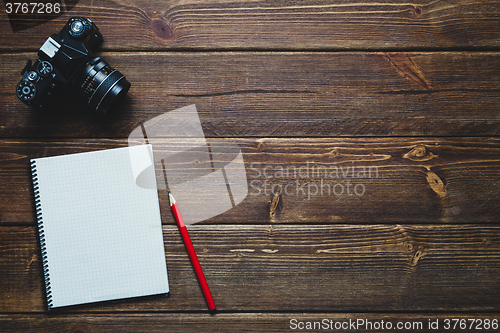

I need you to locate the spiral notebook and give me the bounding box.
[30,144,169,309]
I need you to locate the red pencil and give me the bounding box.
[168,191,217,312]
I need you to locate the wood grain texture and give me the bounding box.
[1,225,500,312]
[2,0,500,328]
[2,52,500,138]
[1,138,499,225]
[1,0,500,50]
[1,313,500,332]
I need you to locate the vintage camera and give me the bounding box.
[16,17,130,115]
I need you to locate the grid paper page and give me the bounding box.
[32,144,169,309]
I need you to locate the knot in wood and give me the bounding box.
[411,250,423,266]
[414,146,426,158]
[403,144,437,161]
[329,149,340,158]
[268,188,283,217]
[151,17,174,40]
[426,170,446,197]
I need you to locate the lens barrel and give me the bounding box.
[77,57,130,114]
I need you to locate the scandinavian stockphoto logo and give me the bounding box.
[248,161,380,200]
[128,104,248,225]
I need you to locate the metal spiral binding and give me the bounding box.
[30,160,53,309]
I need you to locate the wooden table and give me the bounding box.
[1,1,500,332]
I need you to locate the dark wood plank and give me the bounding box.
[2,52,500,138]
[2,0,498,329]
[1,224,500,312]
[1,313,500,332]
[1,0,500,50]
[1,138,499,225]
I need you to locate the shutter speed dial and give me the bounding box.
[17,80,37,102]
[67,17,92,39]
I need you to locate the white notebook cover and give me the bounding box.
[30,144,169,309]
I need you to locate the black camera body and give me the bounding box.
[16,17,130,114]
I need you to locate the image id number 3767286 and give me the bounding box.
[5,2,61,14]
[443,319,498,330]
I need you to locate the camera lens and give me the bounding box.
[76,57,131,114]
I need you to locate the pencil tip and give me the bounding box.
[168,191,175,206]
